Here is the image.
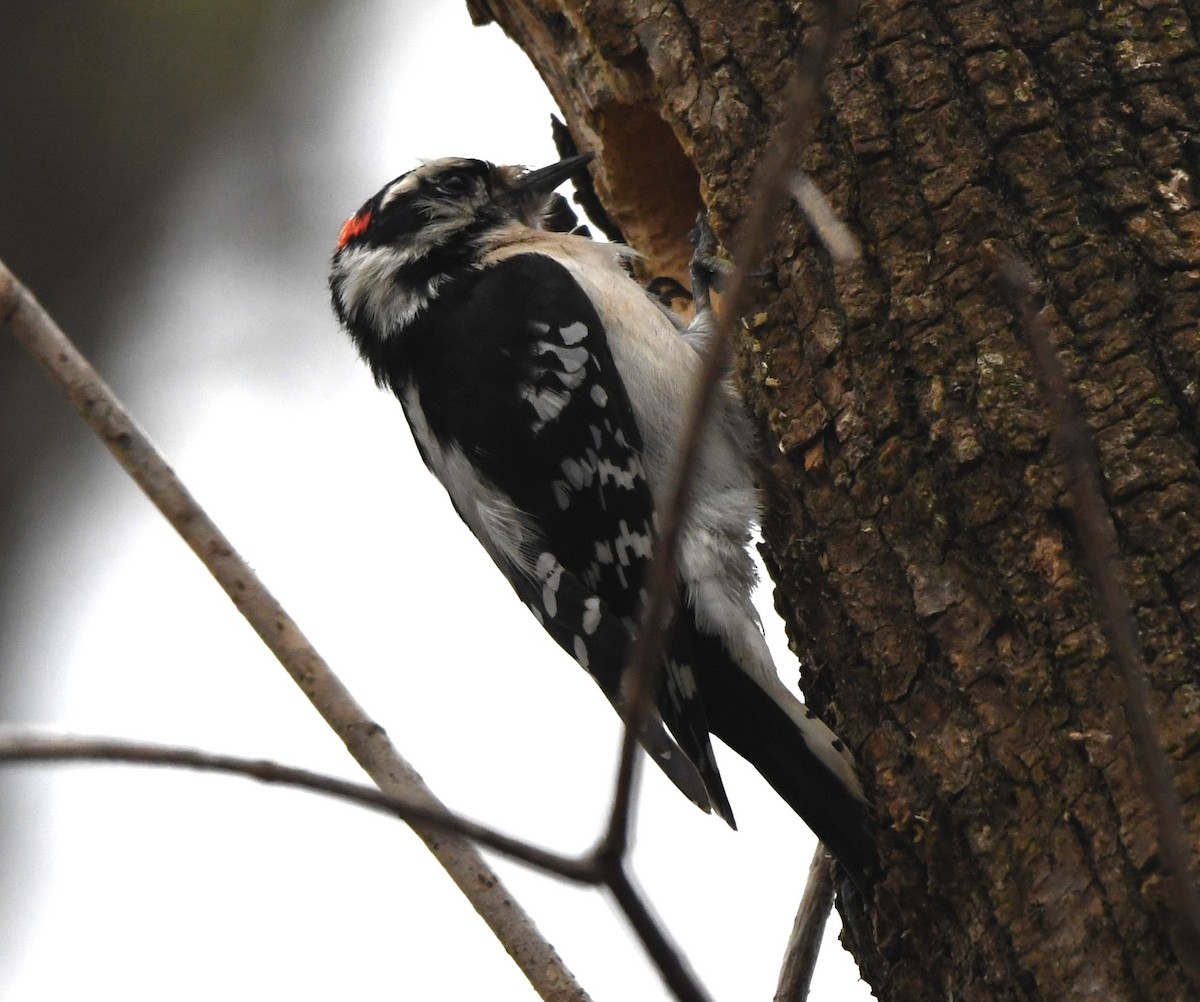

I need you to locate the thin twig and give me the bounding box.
[792,172,861,265]
[0,727,715,1000]
[0,730,595,881]
[0,258,592,1002]
[602,0,862,859]
[991,247,1200,984]
[600,6,862,998]
[605,863,714,1002]
[775,847,836,1001]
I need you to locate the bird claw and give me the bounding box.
[645,276,692,310]
[688,211,732,310]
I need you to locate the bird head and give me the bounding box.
[329,154,592,351]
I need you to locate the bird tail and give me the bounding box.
[689,627,878,891]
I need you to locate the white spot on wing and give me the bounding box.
[667,659,699,701]
[522,385,569,425]
[582,596,601,635]
[536,342,590,385]
[595,451,642,491]
[559,321,588,344]
[613,519,653,566]
[535,551,563,618]
[519,336,594,432]
[560,457,592,489]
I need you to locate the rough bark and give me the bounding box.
[468,0,1200,998]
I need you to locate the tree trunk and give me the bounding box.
[467,0,1200,997]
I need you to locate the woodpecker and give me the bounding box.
[329,154,875,885]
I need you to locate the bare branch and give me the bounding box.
[0,257,592,1002]
[1,725,717,1001]
[604,863,714,1002]
[0,730,594,881]
[990,246,1200,984]
[775,847,836,1002]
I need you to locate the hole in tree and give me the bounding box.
[595,103,704,284]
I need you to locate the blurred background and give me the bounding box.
[0,4,870,999]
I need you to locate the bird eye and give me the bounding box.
[435,173,472,196]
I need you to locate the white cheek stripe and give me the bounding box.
[333,242,470,336]
[379,172,422,207]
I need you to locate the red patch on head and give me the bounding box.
[337,208,372,249]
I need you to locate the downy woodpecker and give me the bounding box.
[329,154,875,884]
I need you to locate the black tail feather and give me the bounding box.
[690,628,878,891]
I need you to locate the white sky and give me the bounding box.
[2,3,873,999]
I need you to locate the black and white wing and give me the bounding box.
[382,252,733,821]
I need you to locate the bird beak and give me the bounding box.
[513,153,594,196]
